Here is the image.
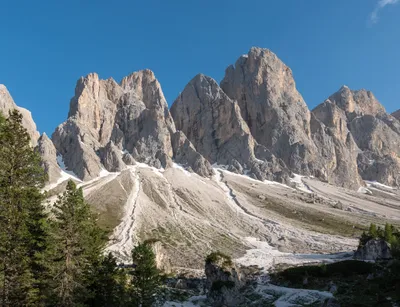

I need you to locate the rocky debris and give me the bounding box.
[0,84,40,146]
[171,73,289,183]
[36,133,62,184]
[392,109,400,120]
[354,239,392,261]
[205,252,244,307]
[220,47,319,176]
[171,131,214,177]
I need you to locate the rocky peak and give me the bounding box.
[327,86,386,117]
[171,73,288,182]
[52,70,210,181]
[0,84,40,146]
[220,47,320,176]
[392,109,400,120]
[314,87,400,187]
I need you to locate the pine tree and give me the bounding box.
[130,242,161,307]
[85,253,128,306]
[384,223,394,243]
[50,180,106,306]
[0,110,48,306]
[368,223,378,238]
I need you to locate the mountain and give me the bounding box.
[51,70,212,181]
[220,48,318,176]
[314,86,400,187]
[1,47,400,271]
[171,74,288,183]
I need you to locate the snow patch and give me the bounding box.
[236,237,353,271]
[172,163,192,176]
[212,164,293,190]
[106,167,141,262]
[365,180,395,190]
[290,174,313,194]
[256,283,333,307]
[358,187,372,195]
[56,154,80,179]
[43,155,83,191]
[135,162,165,178]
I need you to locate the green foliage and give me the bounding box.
[272,260,400,305]
[49,180,107,306]
[0,110,49,306]
[85,253,129,307]
[359,223,400,254]
[130,242,162,307]
[205,251,233,267]
[369,223,378,238]
[0,111,134,306]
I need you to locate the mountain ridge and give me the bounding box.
[1,47,400,270]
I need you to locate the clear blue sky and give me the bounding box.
[1,0,399,135]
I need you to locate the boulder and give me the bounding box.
[354,239,392,261]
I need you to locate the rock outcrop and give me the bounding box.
[171,74,288,182]
[314,86,400,187]
[171,131,214,177]
[220,48,318,176]
[0,84,40,146]
[392,109,400,120]
[52,71,211,181]
[354,239,392,261]
[205,253,244,307]
[37,133,62,184]
[312,99,363,189]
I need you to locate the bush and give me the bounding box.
[206,251,233,267]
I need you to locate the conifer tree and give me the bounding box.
[50,180,106,306]
[130,242,162,307]
[369,223,378,238]
[85,253,128,306]
[384,223,394,243]
[0,110,48,306]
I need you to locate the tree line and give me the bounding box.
[0,110,161,306]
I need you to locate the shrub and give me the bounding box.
[206,251,233,267]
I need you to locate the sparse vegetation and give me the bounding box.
[359,222,400,256]
[206,251,233,267]
[271,228,400,305]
